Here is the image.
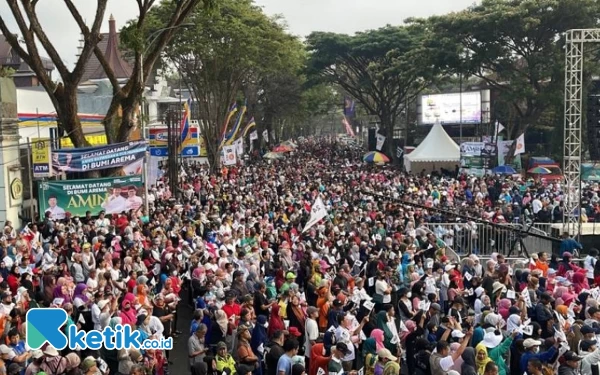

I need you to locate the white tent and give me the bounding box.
[404,123,460,173]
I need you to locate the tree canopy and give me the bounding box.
[416,0,600,140]
[151,0,306,166]
[306,25,436,159]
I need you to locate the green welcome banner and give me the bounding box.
[38,175,144,219]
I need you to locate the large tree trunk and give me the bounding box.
[379,113,397,163]
[54,83,88,148]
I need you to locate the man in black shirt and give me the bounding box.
[254,282,273,318]
[265,330,285,375]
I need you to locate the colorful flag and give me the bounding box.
[344,97,356,118]
[224,101,247,145]
[342,116,355,137]
[514,133,525,155]
[220,103,238,146]
[178,99,192,154]
[242,117,256,138]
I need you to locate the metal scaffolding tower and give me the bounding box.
[563,29,600,237]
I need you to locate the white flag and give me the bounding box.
[262,130,269,143]
[376,134,386,151]
[303,196,328,232]
[235,138,244,156]
[223,145,237,165]
[514,133,525,155]
[249,130,258,141]
[495,121,505,135]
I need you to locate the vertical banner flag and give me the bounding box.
[32,138,51,178]
[342,116,355,137]
[235,138,244,156]
[396,146,404,159]
[514,133,526,155]
[225,101,247,145]
[376,134,386,151]
[303,196,328,232]
[178,98,192,154]
[263,130,269,143]
[223,145,237,166]
[242,117,256,138]
[220,103,238,146]
[249,130,258,141]
[494,121,505,136]
[343,97,356,118]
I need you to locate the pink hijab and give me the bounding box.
[370,329,385,351]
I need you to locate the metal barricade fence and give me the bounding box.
[423,223,556,256]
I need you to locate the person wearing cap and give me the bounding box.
[39,346,68,375]
[237,325,259,369]
[559,351,583,375]
[377,348,400,375]
[327,343,355,375]
[25,349,44,375]
[520,338,559,374]
[430,327,473,375]
[213,341,237,375]
[81,357,98,375]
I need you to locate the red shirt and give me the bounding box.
[222,302,241,320]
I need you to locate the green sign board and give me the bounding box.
[38,175,144,219]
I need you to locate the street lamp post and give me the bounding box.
[139,23,194,213]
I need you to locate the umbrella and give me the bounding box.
[273,145,294,152]
[263,152,285,160]
[528,166,552,174]
[363,151,390,163]
[281,140,297,148]
[492,165,516,175]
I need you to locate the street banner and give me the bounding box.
[262,130,269,143]
[32,138,51,178]
[250,130,258,141]
[149,127,204,157]
[497,138,522,170]
[52,141,147,173]
[38,175,144,218]
[459,142,485,177]
[376,134,386,151]
[223,146,237,166]
[235,138,244,156]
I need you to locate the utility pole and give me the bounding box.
[166,109,178,197]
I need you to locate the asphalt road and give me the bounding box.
[169,300,193,375]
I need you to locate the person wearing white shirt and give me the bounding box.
[334,313,368,371]
[532,198,543,215]
[101,185,128,214]
[375,273,392,304]
[95,212,110,229]
[304,307,319,370]
[585,249,598,283]
[45,196,66,221]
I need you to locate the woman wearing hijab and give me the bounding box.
[497,299,512,320]
[475,343,492,375]
[209,310,229,349]
[375,309,397,352]
[135,314,151,349]
[370,329,385,352]
[53,279,72,304]
[250,315,268,375]
[461,347,477,375]
[72,283,89,308]
[572,270,589,294]
[363,338,378,375]
[286,295,306,344]
[267,304,285,337]
[119,293,137,326]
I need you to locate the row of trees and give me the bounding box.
[3,0,599,168]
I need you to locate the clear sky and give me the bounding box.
[0,0,478,68]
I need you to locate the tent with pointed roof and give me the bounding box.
[404,123,460,173]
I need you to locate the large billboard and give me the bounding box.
[419,91,482,125]
[38,175,144,219]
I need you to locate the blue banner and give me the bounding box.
[149,146,200,157]
[52,140,148,173]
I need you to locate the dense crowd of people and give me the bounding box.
[3,137,600,375]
